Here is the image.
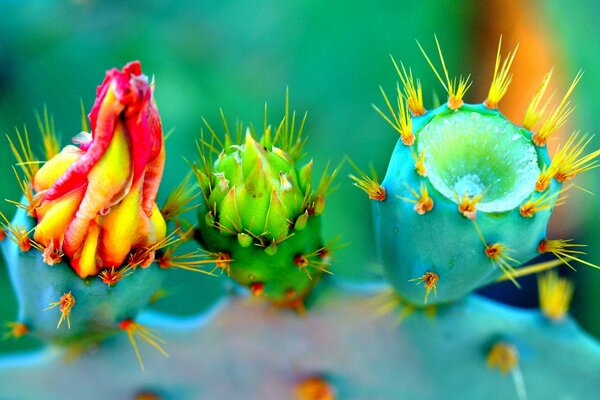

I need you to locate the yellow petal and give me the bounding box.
[72,220,101,278]
[33,146,83,193]
[34,187,84,246]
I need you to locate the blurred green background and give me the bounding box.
[0,0,599,354]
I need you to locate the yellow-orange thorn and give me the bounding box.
[531,71,583,146]
[4,321,29,340]
[456,192,482,220]
[295,375,336,400]
[538,239,599,271]
[487,342,518,374]
[373,85,415,146]
[523,70,553,130]
[39,240,63,266]
[417,36,472,111]
[390,56,425,116]
[160,173,200,222]
[99,265,134,286]
[157,247,218,276]
[45,292,75,330]
[119,319,168,371]
[553,132,600,183]
[519,188,563,217]
[213,251,232,275]
[409,271,438,303]
[538,270,573,321]
[401,182,434,215]
[0,211,32,252]
[474,222,520,287]
[484,38,518,109]
[348,173,386,201]
[535,163,558,192]
[7,167,40,218]
[36,107,60,161]
[7,127,40,183]
[348,160,386,201]
[411,149,426,176]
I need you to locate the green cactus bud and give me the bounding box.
[195,96,337,308]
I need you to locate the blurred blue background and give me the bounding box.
[1,0,599,354]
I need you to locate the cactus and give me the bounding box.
[0,284,600,399]
[2,38,600,400]
[0,62,169,347]
[353,37,600,305]
[193,98,338,308]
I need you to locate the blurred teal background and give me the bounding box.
[0,0,599,354]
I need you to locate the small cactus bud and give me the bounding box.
[195,96,335,306]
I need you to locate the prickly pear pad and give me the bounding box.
[376,104,559,305]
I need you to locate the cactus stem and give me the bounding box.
[160,172,200,222]
[390,55,425,116]
[409,272,438,303]
[411,148,426,177]
[552,132,600,183]
[531,70,583,147]
[35,106,60,161]
[6,127,40,183]
[416,35,472,110]
[0,211,33,252]
[484,37,518,109]
[400,182,434,215]
[519,188,564,218]
[45,292,75,330]
[295,375,336,400]
[523,70,553,130]
[373,86,415,145]
[538,239,599,270]
[119,319,168,371]
[538,270,574,321]
[3,321,29,340]
[455,191,483,220]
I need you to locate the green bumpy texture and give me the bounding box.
[195,128,329,306]
[376,104,561,305]
[1,206,165,345]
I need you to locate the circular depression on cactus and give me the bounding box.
[417,110,540,213]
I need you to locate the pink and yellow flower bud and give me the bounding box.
[32,61,166,278]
